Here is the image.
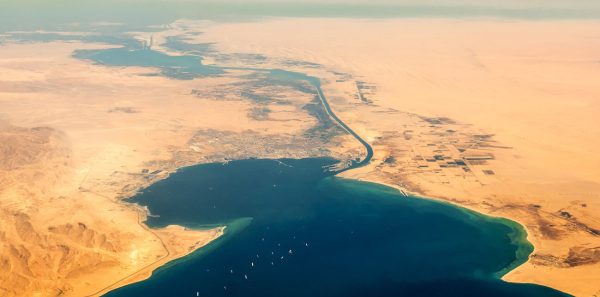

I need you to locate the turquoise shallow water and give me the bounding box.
[17,33,568,296]
[105,158,568,297]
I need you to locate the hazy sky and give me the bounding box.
[2,0,599,31]
[5,0,600,9]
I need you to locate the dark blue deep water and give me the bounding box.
[106,158,567,297]
[3,21,574,297]
[52,35,567,297]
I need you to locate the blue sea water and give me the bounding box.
[51,35,569,297]
[73,47,222,79]
[0,5,587,294]
[105,158,568,297]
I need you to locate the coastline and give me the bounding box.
[95,157,563,297]
[0,38,359,296]
[299,35,554,293]
[100,217,254,296]
[334,175,537,279]
[87,200,225,297]
[196,18,600,295]
[2,18,598,296]
[89,158,255,296]
[100,162,541,296]
[334,150,596,296]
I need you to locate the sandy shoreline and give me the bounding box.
[193,18,600,296]
[342,176,536,271]
[0,36,358,296]
[1,16,599,296]
[84,201,225,297]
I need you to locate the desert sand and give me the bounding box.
[1,17,599,296]
[0,40,357,296]
[191,18,600,296]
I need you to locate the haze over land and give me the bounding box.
[2,0,600,30]
[197,18,600,295]
[1,1,599,296]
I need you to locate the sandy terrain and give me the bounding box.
[0,40,357,296]
[2,17,599,296]
[191,18,600,296]
[0,120,224,297]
